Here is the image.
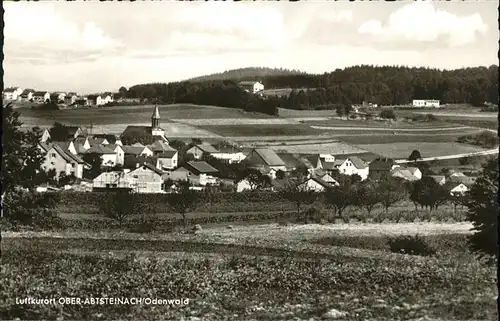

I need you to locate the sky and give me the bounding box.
[3,1,498,94]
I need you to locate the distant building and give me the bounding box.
[65,93,78,105]
[50,92,66,103]
[20,89,36,101]
[243,148,286,172]
[334,156,369,181]
[87,95,103,106]
[3,87,23,100]
[33,91,51,103]
[412,100,440,108]
[238,81,264,94]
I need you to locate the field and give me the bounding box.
[357,142,488,159]
[2,222,496,320]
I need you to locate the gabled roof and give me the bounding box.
[251,149,285,166]
[89,137,108,146]
[129,163,163,176]
[346,156,368,169]
[369,157,395,171]
[92,134,119,144]
[51,144,73,163]
[305,154,321,167]
[186,161,218,175]
[21,89,36,95]
[391,168,418,181]
[3,87,21,93]
[123,155,158,169]
[39,142,51,153]
[121,126,152,138]
[66,152,85,164]
[73,137,89,145]
[87,94,101,100]
[157,150,178,158]
[302,177,332,189]
[321,161,337,170]
[275,153,302,169]
[406,167,420,175]
[85,145,116,154]
[66,126,81,136]
[449,175,476,186]
[216,145,242,153]
[33,91,49,96]
[122,146,148,155]
[73,143,88,154]
[148,140,176,153]
[192,144,219,154]
[50,141,73,152]
[429,175,446,183]
[106,144,123,152]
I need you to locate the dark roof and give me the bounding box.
[121,126,152,138]
[122,146,148,155]
[33,91,49,96]
[148,140,176,153]
[305,154,321,167]
[73,137,89,145]
[87,94,101,100]
[50,141,73,152]
[186,161,219,175]
[66,126,81,136]
[129,162,163,176]
[123,155,158,169]
[428,175,446,183]
[85,145,116,154]
[92,134,118,144]
[216,145,242,153]
[251,149,285,166]
[21,89,36,95]
[276,153,304,169]
[347,156,368,169]
[89,137,108,146]
[51,144,73,163]
[66,152,85,164]
[369,158,395,171]
[449,175,475,186]
[3,87,20,93]
[321,161,337,170]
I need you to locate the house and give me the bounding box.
[449,175,476,186]
[75,97,90,106]
[39,141,77,156]
[20,89,36,101]
[88,95,103,106]
[298,177,337,192]
[85,145,119,167]
[318,173,338,185]
[122,145,154,157]
[50,92,66,103]
[3,87,23,100]
[184,161,219,185]
[73,136,91,153]
[238,81,264,93]
[107,144,125,165]
[276,153,315,173]
[335,156,369,180]
[41,144,86,178]
[40,128,51,143]
[121,104,169,143]
[165,161,218,186]
[65,93,78,105]
[33,91,51,103]
[390,167,420,182]
[406,167,422,179]
[64,126,84,140]
[89,137,110,146]
[446,183,470,196]
[148,140,176,156]
[369,158,398,179]
[428,175,446,185]
[186,144,219,160]
[210,145,246,164]
[157,150,178,170]
[93,171,134,190]
[125,164,164,193]
[243,148,286,172]
[412,99,440,108]
[123,155,160,171]
[100,94,114,105]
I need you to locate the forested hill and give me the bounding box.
[120,65,498,113]
[185,67,308,82]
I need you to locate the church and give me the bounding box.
[120,104,169,144]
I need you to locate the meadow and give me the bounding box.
[2,222,496,321]
[357,142,487,159]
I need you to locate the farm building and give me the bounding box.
[33,91,51,103]
[93,171,134,190]
[298,177,338,192]
[244,148,287,172]
[125,164,164,193]
[412,99,440,108]
[335,156,369,181]
[238,81,264,94]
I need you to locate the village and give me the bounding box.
[26,103,475,197]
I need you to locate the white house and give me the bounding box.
[107,144,125,165]
[93,171,134,189]
[125,164,164,193]
[157,151,178,170]
[3,87,23,100]
[88,95,103,106]
[412,99,440,108]
[449,183,469,196]
[41,144,86,179]
[297,177,337,192]
[238,81,264,94]
[236,179,253,192]
[336,156,369,180]
[50,92,66,103]
[85,145,119,167]
[101,94,114,105]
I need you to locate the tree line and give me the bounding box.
[118,65,498,112]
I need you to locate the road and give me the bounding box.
[395,148,499,164]
[310,125,472,132]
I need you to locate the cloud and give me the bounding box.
[358,1,488,46]
[319,10,353,23]
[4,2,119,62]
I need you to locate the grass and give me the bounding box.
[198,124,328,137]
[2,225,496,320]
[357,142,488,159]
[17,104,271,127]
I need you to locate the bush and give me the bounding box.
[379,109,396,120]
[388,235,436,256]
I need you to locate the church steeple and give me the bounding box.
[151,104,160,128]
